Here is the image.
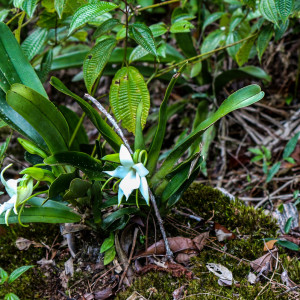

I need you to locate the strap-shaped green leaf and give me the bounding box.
[0,89,48,151]
[8,266,33,284]
[109,66,150,134]
[69,2,118,35]
[151,85,265,186]
[275,0,294,23]
[45,151,103,179]
[129,23,157,56]
[0,198,81,224]
[7,84,69,153]
[257,25,273,61]
[50,76,122,151]
[147,65,185,176]
[83,38,117,94]
[0,22,48,98]
[21,27,48,61]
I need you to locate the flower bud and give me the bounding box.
[20,167,55,183]
[17,138,47,158]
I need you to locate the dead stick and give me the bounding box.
[84,94,173,260]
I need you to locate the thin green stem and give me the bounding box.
[68,112,86,148]
[137,0,180,12]
[6,11,22,25]
[156,33,258,78]
[123,0,129,66]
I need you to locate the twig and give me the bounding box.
[171,208,204,222]
[85,93,173,260]
[84,94,132,153]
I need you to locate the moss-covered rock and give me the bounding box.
[117,184,291,299]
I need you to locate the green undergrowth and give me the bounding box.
[0,223,60,299]
[117,184,294,299]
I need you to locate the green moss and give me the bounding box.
[0,223,60,299]
[117,184,289,299]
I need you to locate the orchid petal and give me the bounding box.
[104,166,131,179]
[118,187,124,205]
[1,164,18,197]
[0,197,15,215]
[5,208,12,226]
[119,144,134,168]
[132,163,149,177]
[119,170,140,200]
[139,177,149,205]
[14,178,34,213]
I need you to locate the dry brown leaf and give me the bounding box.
[137,236,198,257]
[175,252,198,264]
[172,285,186,300]
[192,232,209,251]
[214,223,236,242]
[264,240,278,251]
[94,287,113,300]
[250,249,278,272]
[15,237,43,250]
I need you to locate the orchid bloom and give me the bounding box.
[0,164,33,225]
[104,145,149,205]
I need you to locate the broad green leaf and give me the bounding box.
[7,84,69,153]
[21,28,48,61]
[101,207,139,230]
[92,18,120,39]
[275,0,294,23]
[226,32,242,59]
[152,85,264,185]
[45,151,103,179]
[129,23,157,56]
[248,147,263,155]
[104,246,116,265]
[19,167,55,182]
[4,294,20,300]
[0,9,9,22]
[100,232,114,253]
[275,20,289,41]
[51,50,89,70]
[0,267,8,284]
[257,25,273,61]
[0,90,48,151]
[109,67,150,134]
[37,49,53,83]
[59,105,88,151]
[64,178,91,200]
[50,77,122,151]
[69,2,118,35]
[147,65,185,176]
[22,0,38,17]
[83,38,116,94]
[283,132,300,158]
[259,0,279,26]
[201,30,226,54]
[48,172,77,198]
[214,66,271,92]
[175,32,197,57]
[170,20,194,33]
[190,62,202,78]
[266,162,281,183]
[0,22,48,98]
[13,0,25,8]
[55,0,66,18]
[0,197,81,224]
[236,36,256,66]
[8,266,34,284]
[202,12,225,31]
[129,45,148,64]
[149,23,168,37]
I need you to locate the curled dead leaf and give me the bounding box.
[263,239,278,251]
[15,237,43,250]
[250,249,278,273]
[214,223,236,242]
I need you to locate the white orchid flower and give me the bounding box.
[0,164,33,225]
[104,145,149,205]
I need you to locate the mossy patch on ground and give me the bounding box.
[117,184,293,299]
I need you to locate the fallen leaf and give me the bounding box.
[137,237,198,257]
[94,287,113,300]
[37,258,55,266]
[15,237,43,250]
[250,249,278,273]
[192,232,209,251]
[61,224,88,235]
[126,291,147,300]
[214,223,236,242]
[83,293,94,300]
[206,263,233,286]
[247,272,257,284]
[65,257,74,277]
[264,240,278,251]
[175,252,197,265]
[172,285,186,300]
[137,262,193,279]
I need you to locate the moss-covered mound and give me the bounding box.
[117,184,294,299]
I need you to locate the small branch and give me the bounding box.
[84,94,133,154]
[137,0,180,12]
[149,189,173,260]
